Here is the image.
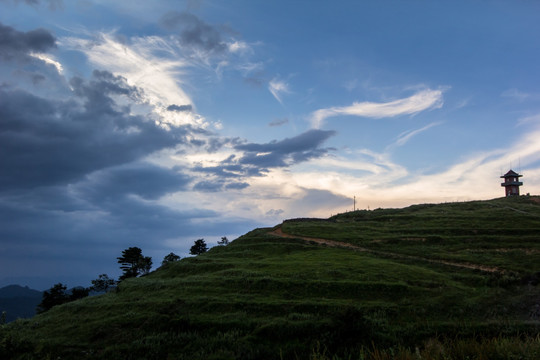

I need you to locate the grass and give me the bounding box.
[1,196,540,359]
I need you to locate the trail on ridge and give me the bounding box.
[269,226,502,274]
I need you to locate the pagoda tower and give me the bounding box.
[500,169,523,196]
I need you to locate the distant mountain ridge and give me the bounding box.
[0,285,42,323]
[0,285,42,298]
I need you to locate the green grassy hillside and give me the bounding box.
[2,196,540,359]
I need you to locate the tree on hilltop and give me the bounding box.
[117,247,152,281]
[69,286,89,300]
[217,236,229,246]
[36,283,69,313]
[190,239,208,255]
[91,274,117,292]
[162,252,180,266]
[36,283,91,314]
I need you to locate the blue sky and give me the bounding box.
[1,0,540,290]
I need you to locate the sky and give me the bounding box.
[1,0,540,290]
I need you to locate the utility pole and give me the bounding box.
[353,196,356,211]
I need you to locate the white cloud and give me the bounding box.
[228,40,251,54]
[29,53,64,74]
[62,32,199,127]
[269,77,291,104]
[390,121,442,149]
[310,88,444,128]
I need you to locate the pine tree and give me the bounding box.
[117,247,152,281]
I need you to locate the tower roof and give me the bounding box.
[500,169,522,178]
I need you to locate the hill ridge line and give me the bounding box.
[269,226,502,273]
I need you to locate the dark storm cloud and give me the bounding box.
[160,11,227,53]
[191,152,268,183]
[193,180,225,192]
[70,70,143,111]
[192,163,244,178]
[0,70,187,191]
[235,129,336,167]
[0,22,56,61]
[192,179,248,192]
[225,182,249,190]
[167,104,193,112]
[77,163,191,202]
[191,161,252,192]
[205,136,240,153]
[190,130,335,191]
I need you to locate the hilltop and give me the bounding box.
[1,196,540,359]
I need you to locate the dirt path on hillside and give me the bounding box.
[269,226,502,273]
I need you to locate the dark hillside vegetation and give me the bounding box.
[1,196,540,359]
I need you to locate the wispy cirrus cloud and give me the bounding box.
[501,88,540,103]
[389,121,442,149]
[517,113,540,127]
[310,88,444,128]
[269,77,291,104]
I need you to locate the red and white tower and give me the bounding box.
[500,170,523,197]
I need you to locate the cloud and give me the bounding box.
[62,32,196,126]
[228,40,251,54]
[225,182,249,190]
[188,130,336,194]
[0,70,187,191]
[266,208,284,217]
[77,162,191,202]
[29,53,63,74]
[269,118,289,127]
[193,180,225,192]
[268,78,291,104]
[0,0,63,10]
[310,88,444,128]
[160,11,227,54]
[167,104,193,112]
[517,113,540,127]
[501,88,540,103]
[0,22,56,62]
[192,162,245,179]
[390,121,442,149]
[235,129,336,168]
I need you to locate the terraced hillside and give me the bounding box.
[1,196,540,359]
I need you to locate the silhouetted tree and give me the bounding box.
[69,286,89,301]
[162,252,180,266]
[117,247,153,281]
[90,274,117,292]
[217,236,229,246]
[37,283,69,313]
[190,239,208,255]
